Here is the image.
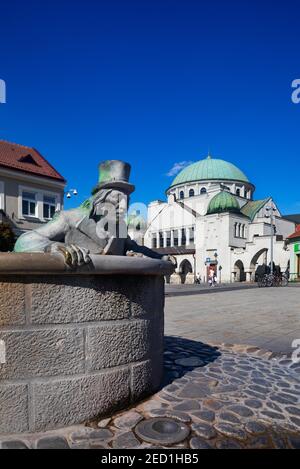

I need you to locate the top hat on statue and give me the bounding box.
[91,160,135,195]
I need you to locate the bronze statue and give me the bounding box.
[14,160,173,267]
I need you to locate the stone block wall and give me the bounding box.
[0,274,164,434]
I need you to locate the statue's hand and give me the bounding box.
[48,243,91,267]
[162,254,177,267]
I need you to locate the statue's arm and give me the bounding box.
[125,238,163,259]
[14,212,69,253]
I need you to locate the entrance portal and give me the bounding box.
[234,260,246,282]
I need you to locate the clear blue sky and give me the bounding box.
[0,0,299,213]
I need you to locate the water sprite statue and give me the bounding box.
[15,160,173,267]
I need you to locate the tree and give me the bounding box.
[0,222,16,252]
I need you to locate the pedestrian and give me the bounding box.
[209,268,214,287]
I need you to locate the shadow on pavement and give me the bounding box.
[161,335,222,387]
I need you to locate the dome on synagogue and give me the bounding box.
[170,155,249,187]
[207,191,240,215]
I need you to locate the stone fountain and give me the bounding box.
[0,160,174,433]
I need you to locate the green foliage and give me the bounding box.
[0,222,16,252]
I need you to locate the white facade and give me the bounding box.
[144,157,295,283]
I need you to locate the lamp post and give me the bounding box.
[265,204,275,275]
[65,188,78,199]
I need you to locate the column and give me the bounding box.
[163,231,167,248]
[156,232,160,248]
[178,228,182,246]
[186,227,190,246]
[36,191,44,220]
[170,230,174,247]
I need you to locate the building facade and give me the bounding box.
[0,140,66,236]
[144,155,296,283]
[287,224,300,281]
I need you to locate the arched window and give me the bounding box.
[189,188,195,197]
[200,187,207,194]
[236,188,241,196]
[234,222,238,237]
[179,191,184,199]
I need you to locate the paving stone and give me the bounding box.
[288,435,300,449]
[191,422,217,440]
[261,410,286,420]
[227,404,254,417]
[70,428,113,441]
[248,436,271,448]
[270,434,288,449]
[97,418,111,428]
[177,383,212,399]
[218,412,241,424]
[174,400,201,412]
[214,422,247,440]
[1,440,29,449]
[203,398,223,410]
[191,410,215,423]
[174,357,205,367]
[216,439,243,449]
[290,416,300,427]
[189,437,213,449]
[245,421,267,434]
[36,436,70,449]
[244,398,263,409]
[113,411,143,429]
[112,431,141,449]
[286,406,300,417]
[266,401,283,413]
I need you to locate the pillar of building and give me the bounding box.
[170,230,174,247]
[246,271,252,282]
[186,227,190,246]
[156,232,160,248]
[163,231,167,248]
[178,228,182,247]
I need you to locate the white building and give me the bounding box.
[144,155,295,284]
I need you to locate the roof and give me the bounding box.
[207,191,241,215]
[287,225,300,240]
[170,156,249,188]
[0,140,66,182]
[283,214,300,224]
[240,197,271,221]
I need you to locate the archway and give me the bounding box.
[234,260,246,282]
[179,259,193,284]
[250,248,268,279]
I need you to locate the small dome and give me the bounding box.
[170,156,249,187]
[207,191,240,215]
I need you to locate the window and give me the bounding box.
[189,189,195,197]
[152,235,157,249]
[179,190,184,199]
[236,188,241,196]
[43,195,56,219]
[190,226,195,243]
[22,191,36,216]
[200,187,207,194]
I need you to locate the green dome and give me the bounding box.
[170,156,249,187]
[207,191,240,215]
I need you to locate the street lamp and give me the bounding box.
[65,188,78,199]
[265,204,276,275]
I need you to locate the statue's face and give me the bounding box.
[94,189,129,220]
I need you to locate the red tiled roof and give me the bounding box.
[0,140,66,182]
[287,225,300,240]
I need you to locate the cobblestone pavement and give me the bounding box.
[165,285,300,354]
[1,337,299,449]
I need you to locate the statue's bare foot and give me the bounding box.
[162,254,177,267]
